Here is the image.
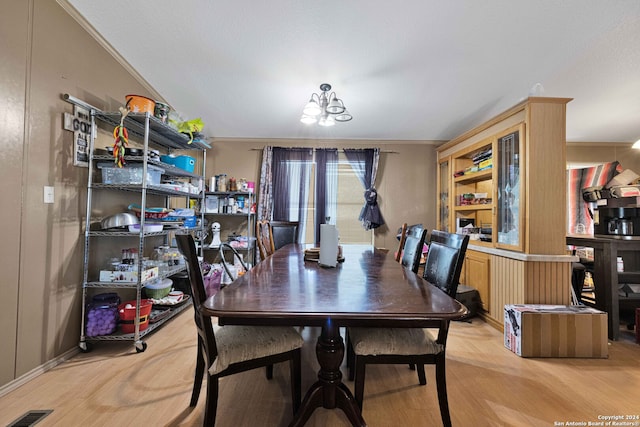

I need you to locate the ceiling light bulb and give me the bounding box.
[318,115,335,127]
[300,114,317,124]
[303,100,321,116]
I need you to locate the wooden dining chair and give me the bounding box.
[347,231,469,427]
[270,220,299,251]
[175,234,303,426]
[256,219,275,260]
[394,223,408,262]
[400,228,427,274]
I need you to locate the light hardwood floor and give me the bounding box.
[1,310,638,427]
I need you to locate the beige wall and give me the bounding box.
[567,143,640,172]
[0,0,155,388]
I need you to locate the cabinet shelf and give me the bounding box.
[454,204,493,211]
[454,168,493,184]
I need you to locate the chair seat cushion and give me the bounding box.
[349,327,443,356]
[209,325,303,375]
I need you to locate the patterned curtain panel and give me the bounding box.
[566,161,621,235]
[257,146,273,221]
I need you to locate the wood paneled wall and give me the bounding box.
[488,256,571,327]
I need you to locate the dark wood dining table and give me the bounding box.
[202,244,468,426]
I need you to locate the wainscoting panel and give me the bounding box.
[488,256,572,327]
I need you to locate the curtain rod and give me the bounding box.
[249,148,399,154]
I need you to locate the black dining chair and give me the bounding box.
[270,221,299,251]
[347,230,469,427]
[175,234,303,426]
[400,227,427,274]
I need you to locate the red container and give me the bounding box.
[118,299,153,333]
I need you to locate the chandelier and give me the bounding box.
[300,83,353,126]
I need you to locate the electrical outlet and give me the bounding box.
[44,186,54,204]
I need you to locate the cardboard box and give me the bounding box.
[504,304,608,358]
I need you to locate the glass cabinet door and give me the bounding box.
[438,158,450,232]
[496,124,524,250]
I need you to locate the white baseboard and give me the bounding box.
[0,346,80,398]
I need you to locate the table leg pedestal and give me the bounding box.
[289,320,366,427]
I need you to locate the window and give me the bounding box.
[274,151,373,245]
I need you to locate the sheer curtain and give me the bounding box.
[344,148,385,230]
[314,148,338,244]
[271,147,313,241]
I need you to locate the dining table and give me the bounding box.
[202,244,468,426]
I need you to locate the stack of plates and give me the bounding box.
[304,247,320,262]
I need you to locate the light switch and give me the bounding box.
[44,186,54,204]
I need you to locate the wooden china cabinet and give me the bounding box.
[437,97,575,329]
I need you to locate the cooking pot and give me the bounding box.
[101,212,139,230]
[125,94,155,114]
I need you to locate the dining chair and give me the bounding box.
[400,228,427,274]
[347,230,469,427]
[394,223,408,262]
[175,234,303,426]
[270,221,299,251]
[256,219,274,260]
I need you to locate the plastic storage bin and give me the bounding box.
[85,293,120,337]
[97,162,164,185]
[172,155,195,173]
[118,299,154,333]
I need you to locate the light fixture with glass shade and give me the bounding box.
[632,138,640,149]
[300,83,352,126]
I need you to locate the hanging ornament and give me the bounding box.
[112,107,129,168]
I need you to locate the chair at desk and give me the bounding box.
[347,230,469,427]
[256,219,274,260]
[270,221,299,251]
[176,234,303,426]
[400,227,427,274]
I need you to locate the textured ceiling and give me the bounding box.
[62,0,640,143]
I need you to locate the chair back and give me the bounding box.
[429,229,467,248]
[423,231,469,297]
[270,221,299,251]
[256,219,274,260]
[176,234,218,361]
[395,223,408,262]
[401,228,427,274]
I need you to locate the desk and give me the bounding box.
[567,234,640,340]
[202,244,467,426]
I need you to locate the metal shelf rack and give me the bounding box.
[79,110,206,353]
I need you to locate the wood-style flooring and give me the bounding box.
[0,310,638,427]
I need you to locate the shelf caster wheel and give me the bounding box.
[135,341,147,353]
[79,341,92,353]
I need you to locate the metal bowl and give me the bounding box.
[101,212,139,230]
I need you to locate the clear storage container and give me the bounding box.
[97,162,164,185]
